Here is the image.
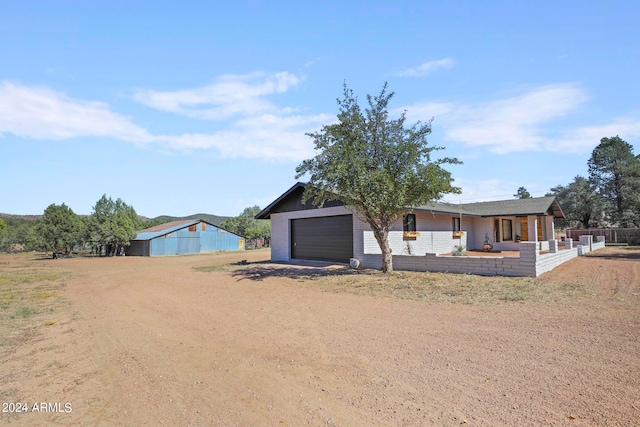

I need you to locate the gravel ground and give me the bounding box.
[0,246,638,426]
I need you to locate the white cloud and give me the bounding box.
[440,177,549,204]
[0,81,154,143]
[0,78,330,162]
[556,116,640,152]
[161,112,333,162]
[129,71,335,160]
[394,102,456,123]
[443,84,589,153]
[5,78,636,163]
[132,71,302,120]
[304,57,321,68]
[439,178,509,203]
[401,83,640,154]
[395,58,455,77]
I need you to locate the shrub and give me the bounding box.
[452,245,466,256]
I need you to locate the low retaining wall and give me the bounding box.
[357,236,605,277]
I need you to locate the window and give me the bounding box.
[403,214,416,232]
[494,219,500,242]
[502,219,513,241]
[188,224,197,232]
[452,217,461,232]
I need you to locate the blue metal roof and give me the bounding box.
[132,219,202,241]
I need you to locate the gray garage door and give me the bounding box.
[291,215,353,262]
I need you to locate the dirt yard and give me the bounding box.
[1,247,638,426]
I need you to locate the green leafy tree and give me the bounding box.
[221,206,271,240]
[0,218,7,250]
[0,218,46,252]
[36,203,82,255]
[588,136,640,226]
[25,225,46,251]
[296,83,461,273]
[0,218,42,252]
[514,187,532,199]
[90,195,140,255]
[547,176,606,229]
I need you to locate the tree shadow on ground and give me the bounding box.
[230,261,372,282]
[586,247,640,261]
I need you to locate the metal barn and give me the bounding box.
[126,219,244,256]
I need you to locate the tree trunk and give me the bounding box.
[373,227,393,273]
[380,239,393,273]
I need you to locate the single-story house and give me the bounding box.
[255,182,604,276]
[126,219,244,256]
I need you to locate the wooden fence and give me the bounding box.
[566,228,640,245]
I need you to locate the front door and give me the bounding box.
[520,218,528,241]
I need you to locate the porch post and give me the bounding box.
[527,215,538,242]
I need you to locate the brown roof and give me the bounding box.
[137,219,196,234]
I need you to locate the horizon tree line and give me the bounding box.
[0,197,271,256]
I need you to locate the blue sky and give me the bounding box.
[2,1,639,217]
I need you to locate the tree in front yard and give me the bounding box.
[296,83,461,273]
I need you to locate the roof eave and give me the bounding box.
[255,182,307,220]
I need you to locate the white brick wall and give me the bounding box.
[363,231,467,255]
[357,239,606,277]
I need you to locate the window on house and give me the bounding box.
[494,219,500,242]
[452,217,461,232]
[502,219,513,241]
[188,224,197,232]
[403,214,416,232]
[201,222,206,231]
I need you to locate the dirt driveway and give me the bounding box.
[1,247,638,426]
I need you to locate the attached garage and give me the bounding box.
[291,215,353,262]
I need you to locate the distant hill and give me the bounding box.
[0,213,43,221]
[145,213,230,227]
[1,213,230,227]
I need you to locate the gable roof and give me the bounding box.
[416,196,564,218]
[255,183,305,219]
[255,182,345,219]
[132,219,239,241]
[256,182,565,220]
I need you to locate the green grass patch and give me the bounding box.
[0,264,68,333]
[194,260,270,273]
[0,290,18,308]
[193,264,236,272]
[11,306,39,318]
[31,290,57,299]
[311,270,582,304]
[194,258,586,304]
